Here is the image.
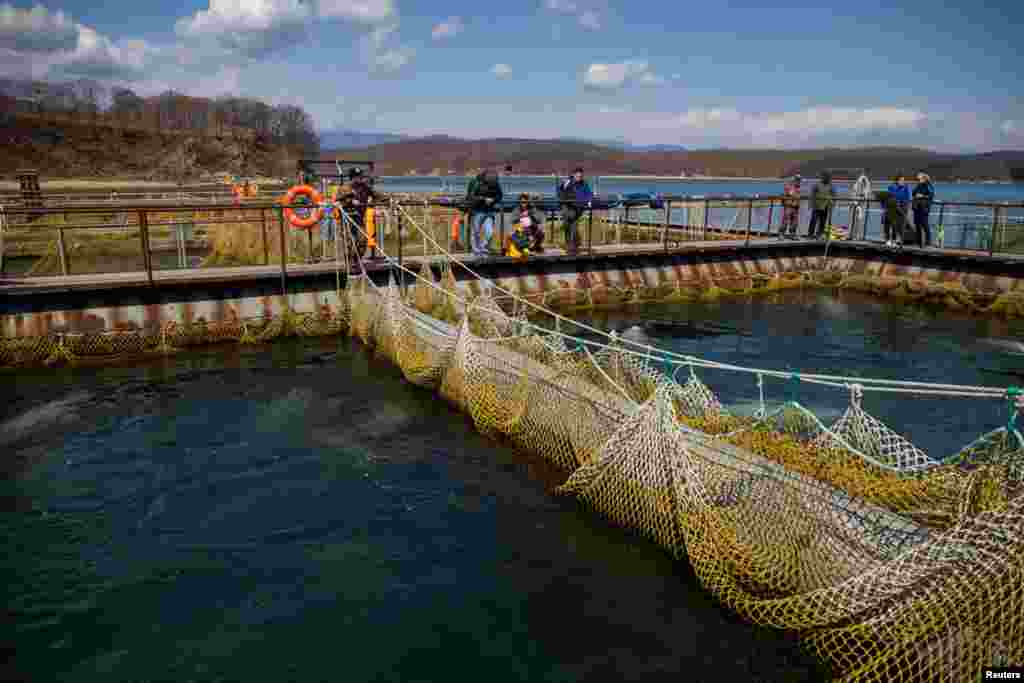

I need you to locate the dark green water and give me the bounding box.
[4,290,1022,682]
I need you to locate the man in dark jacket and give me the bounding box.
[558,167,593,255]
[912,172,935,247]
[465,169,503,256]
[807,171,834,239]
[340,167,379,259]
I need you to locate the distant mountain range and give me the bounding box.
[321,135,1024,181]
[318,129,689,153]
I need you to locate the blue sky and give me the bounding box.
[2,0,1022,150]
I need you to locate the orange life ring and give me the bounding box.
[283,185,324,230]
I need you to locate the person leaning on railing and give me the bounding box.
[808,171,834,239]
[779,174,802,239]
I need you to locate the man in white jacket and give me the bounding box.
[850,170,872,240]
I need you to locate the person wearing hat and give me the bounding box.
[779,174,802,239]
[808,171,835,239]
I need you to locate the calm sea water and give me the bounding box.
[4,290,1023,682]
[377,176,1024,203]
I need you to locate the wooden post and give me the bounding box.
[703,199,710,241]
[397,209,404,296]
[139,209,154,286]
[260,207,269,265]
[499,206,505,256]
[663,200,671,251]
[587,206,594,254]
[745,198,754,246]
[936,203,945,248]
[278,207,288,298]
[991,205,1002,255]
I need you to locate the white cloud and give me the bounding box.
[491,63,512,78]
[174,0,313,58]
[583,60,664,90]
[0,4,156,81]
[0,3,78,52]
[639,72,665,86]
[431,16,463,40]
[361,23,414,75]
[317,0,394,22]
[544,0,601,31]
[578,10,600,30]
[545,0,578,12]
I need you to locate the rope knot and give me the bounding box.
[848,383,864,409]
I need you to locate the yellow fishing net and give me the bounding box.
[343,261,1023,680]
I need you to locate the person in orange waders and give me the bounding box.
[451,212,464,252]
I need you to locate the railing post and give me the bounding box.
[278,206,288,298]
[0,204,5,275]
[587,205,594,254]
[991,205,1002,255]
[745,198,754,246]
[663,199,671,251]
[703,199,710,241]
[499,205,505,256]
[56,224,69,276]
[260,207,269,265]
[139,209,154,286]
[397,208,404,295]
[767,200,774,236]
[936,203,945,248]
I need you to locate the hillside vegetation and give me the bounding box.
[0,78,318,180]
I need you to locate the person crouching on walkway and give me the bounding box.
[517,193,545,252]
[808,171,834,239]
[779,175,802,238]
[505,220,533,259]
[912,172,934,247]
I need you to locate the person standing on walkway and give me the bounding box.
[558,167,593,255]
[465,168,503,256]
[885,174,911,247]
[808,171,834,239]
[912,172,935,247]
[851,170,872,240]
[349,168,379,258]
[779,174,802,238]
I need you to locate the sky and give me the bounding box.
[1,0,1022,151]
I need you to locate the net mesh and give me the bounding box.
[341,244,1023,679]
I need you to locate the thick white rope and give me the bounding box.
[391,204,1011,399]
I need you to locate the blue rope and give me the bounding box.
[786,372,801,404]
[1008,386,1021,431]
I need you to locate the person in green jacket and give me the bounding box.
[807,171,834,239]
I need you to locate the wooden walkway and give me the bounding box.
[1,237,1018,298]
[0,239,792,296]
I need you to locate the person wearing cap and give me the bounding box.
[779,175,802,239]
[808,171,835,239]
[558,167,593,255]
